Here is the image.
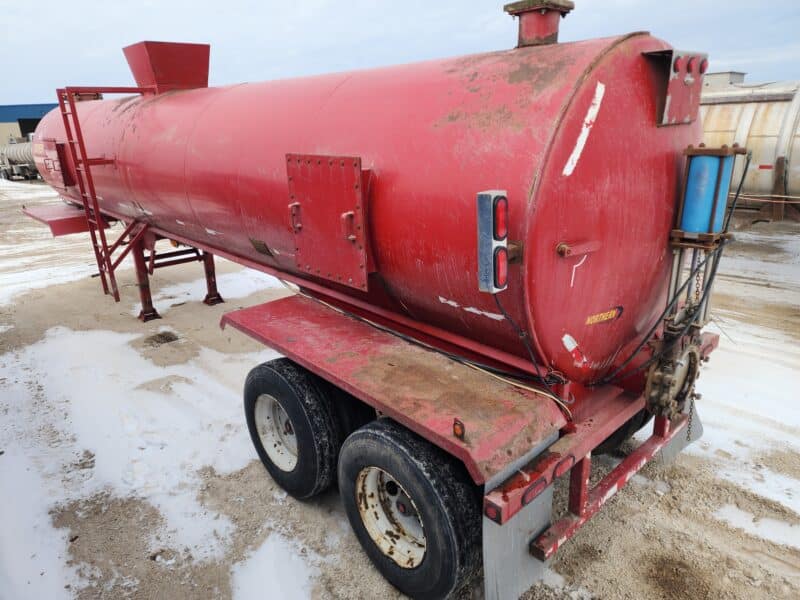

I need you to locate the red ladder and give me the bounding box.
[56,86,152,301]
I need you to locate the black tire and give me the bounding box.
[244,358,338,499]
[329,387,376,446]
[595,409,653,455]
[338,419,481,600]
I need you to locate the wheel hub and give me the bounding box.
[254,394,298,471]
[356,466,426,568]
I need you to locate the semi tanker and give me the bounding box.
[0,141,38,180]
[701,72,800,221]
[25,2,746,598]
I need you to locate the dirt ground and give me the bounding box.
[1,183,799,599]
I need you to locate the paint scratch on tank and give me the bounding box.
[562,81,606,177]
[438,296,505,321]
[570,255,587,287]
[562,333,588,367]
[438,296,460,308]
[463,307,504,321]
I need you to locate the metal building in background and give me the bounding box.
[701,73,800,220]
[0,104,57,180]
[0,103,58,142]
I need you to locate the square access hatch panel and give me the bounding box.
[286,154,370,291]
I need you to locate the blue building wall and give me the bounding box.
[0,104,58,123]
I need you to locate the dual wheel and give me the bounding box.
[244,359,481,599]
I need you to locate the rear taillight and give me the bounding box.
[493,196,508,240]
[494,247,508,288]
[477,190,509,293]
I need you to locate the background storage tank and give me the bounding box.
[701,72,800,219]
[0,141,38,180]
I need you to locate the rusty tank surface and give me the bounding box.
[33,27,704,386]
[28,3,732,598]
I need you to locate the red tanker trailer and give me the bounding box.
[25,1,747,598]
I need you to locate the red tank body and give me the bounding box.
[33,32,700,384]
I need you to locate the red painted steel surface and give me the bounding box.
[33,32,703,387]
[483,391,645,524]
[286,154,371,290]
[22,202,106,237]
[123,42,209,94]
[662,50,706,126]
[133,215,549,377]
[484,331,717,523]
[220,294,567,484]
[530,414,687,560]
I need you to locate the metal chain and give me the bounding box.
[686,396,695,441]
[694,265,702,304]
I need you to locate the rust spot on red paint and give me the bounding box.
[436,106,525,131]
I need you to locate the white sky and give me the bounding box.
[2,0,799,104]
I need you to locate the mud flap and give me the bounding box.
[482,433,557,600]
[483,486,553,600]
[657,403,704,464]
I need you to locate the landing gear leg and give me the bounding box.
[202,251,224,306]
[132,236,160,322]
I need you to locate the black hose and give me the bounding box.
[600,152,751,386]
[494,294,564,390]
[723,151,751,231]
[594,241,727,385]
[607,242,725,383]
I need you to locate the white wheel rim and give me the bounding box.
[356,466,426,568]
[255,394,298,471]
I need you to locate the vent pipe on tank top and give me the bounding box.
[504,0,575,47]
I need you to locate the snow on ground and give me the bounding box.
[0,326,281,592]
[722,228,800,289]
[0,449,76,600]
[231,533,319,600]
[715,504,800,551]
[689,319,800,519]
[0,180,97,306]
[131,270,283,316]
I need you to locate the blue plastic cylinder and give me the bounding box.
[680,155,734,234]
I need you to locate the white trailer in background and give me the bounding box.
[701,72,800,220]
